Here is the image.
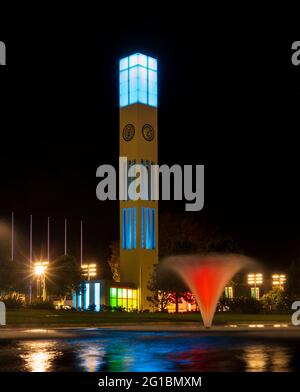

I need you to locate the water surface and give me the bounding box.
[0,331,299,372]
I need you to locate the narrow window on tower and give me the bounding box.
[141,207,145,248]
[122,209,127,249]
[141,207,156,249]
[133,207,137,249]
[122,208,137,249]
[152,208,156,248]
[145,207,150,248]
[127,208,132,248]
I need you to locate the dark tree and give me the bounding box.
[147,264,188,313]
[47,255,82,301]
[159,212,217,258]
[286,260,300,299]
[107,241,120,282]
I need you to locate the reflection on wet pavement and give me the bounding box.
[0,332,299,372]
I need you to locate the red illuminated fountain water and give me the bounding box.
[164,254,252,328]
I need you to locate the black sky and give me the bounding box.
[0,7,299,268]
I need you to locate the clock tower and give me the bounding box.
[119,53,158,310]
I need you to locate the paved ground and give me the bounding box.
[1,323,299,340]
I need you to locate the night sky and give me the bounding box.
[0,8,299,269]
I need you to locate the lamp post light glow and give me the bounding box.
[272,274,286,289]
[34,261,48,301]
[81,264,97,281]
[247,273,263,300]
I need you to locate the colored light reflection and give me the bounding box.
[0,332,296,372]
[76,344,105,372]
[243,345,292,372]
[19,341,62,372]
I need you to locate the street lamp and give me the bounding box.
[272,274,286,290]
[247,273,263,300]
[81,264,97,281]
[34,261,48,301]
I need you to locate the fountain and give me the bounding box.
[164,254,252,328]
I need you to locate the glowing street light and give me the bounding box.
[247,273,263,300]
[272,274,286,289]
[81,264,97,281]
[34,261,48,301]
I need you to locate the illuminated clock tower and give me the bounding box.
[119,53,158,310]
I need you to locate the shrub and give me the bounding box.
[261,289,291,313]
[100,304,112,312]
[27,299,54,309]
[218,297,263,313]
[112,306,126,312]
[0,293,24,309]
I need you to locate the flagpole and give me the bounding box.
[29,214,32,304]
[64,218,67,256]
[47,217,50,262]
[80,220,83,266]
[11,212,14,261]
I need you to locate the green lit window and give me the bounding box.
[250,287,260,300]
[109,287,138,311]
[224,286,233,300]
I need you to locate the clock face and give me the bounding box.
[142,124,155,141]
[123,124,135,141]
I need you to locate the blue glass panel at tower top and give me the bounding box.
[119,53,157,107]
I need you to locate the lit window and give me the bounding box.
[148,56,157,70]
[111,287,117,296]
[251,287,260,300]
[110,287,138,311]
[141,207,145,248]
[141,207,156,249]
[120,57,128,71]
[95,283,100,312]
[133,207,137,248]
[152,208,156,249]
[122,208,137,249]
[122,209,126,249]
[119,53,158,107]
[225,286,233,299]
[84,283,90,310]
